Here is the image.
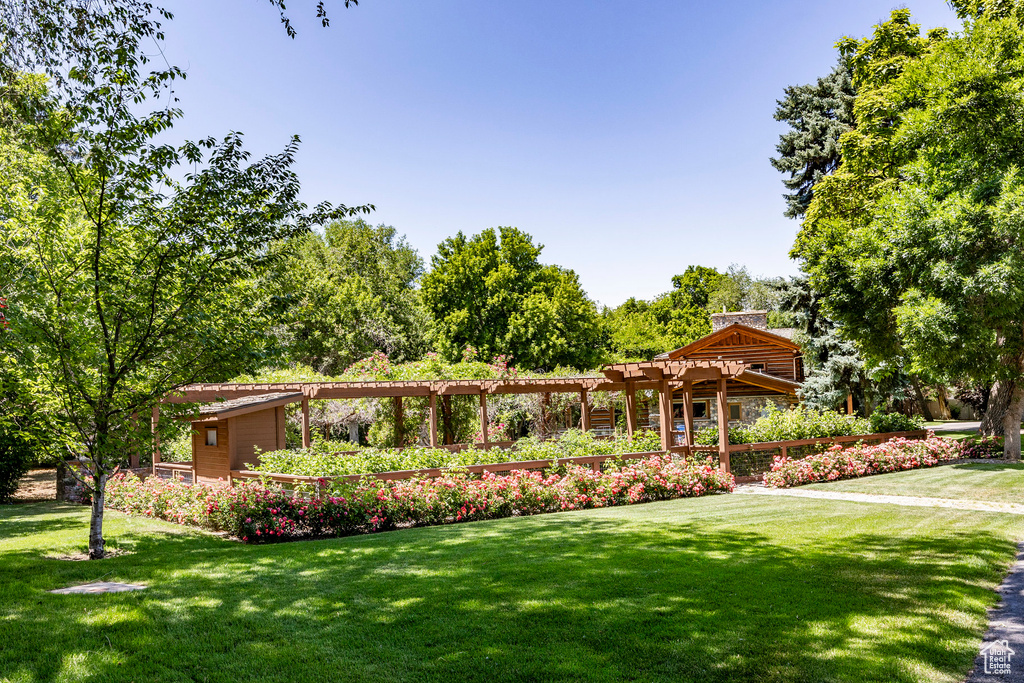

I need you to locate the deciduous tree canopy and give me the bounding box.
[794,8,1024,457]
[271,219,428,374]
[420,227,606,371]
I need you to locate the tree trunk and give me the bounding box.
[910,377,935,422]
[88,471,107,559]
[935,385,950,420]
[1003,382,1024,462]
[981,379,1015,436]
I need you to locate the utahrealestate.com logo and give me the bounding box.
[981,639,1014,675]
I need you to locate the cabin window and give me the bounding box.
[728,403,742,421]
[205,428,218,447]
[692,401,709,419]
[750,363,765,372]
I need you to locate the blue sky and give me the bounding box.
[160,1,958,307]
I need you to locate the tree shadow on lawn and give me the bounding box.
[0,501,95,540]
[0,501,1015,683]
[950,462,1024,472]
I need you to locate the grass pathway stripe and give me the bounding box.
[735,485,1024,515]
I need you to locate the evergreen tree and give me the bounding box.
[771,59,857,219]
[780,278,871,411]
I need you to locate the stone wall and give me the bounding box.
[711,311,769,332]
[648,395,794,432]
[56,459,91,504]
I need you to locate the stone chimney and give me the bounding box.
[711,310,768,333]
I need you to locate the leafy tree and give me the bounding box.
[604,264,790,362]
[771,59,857,219]
[603,268,718,362]
[669,266,724,309]
[0,7,367,556]
[794,9,1024,457]
[0,357,61,502]
[420,227,606,370]
[704,265,786,315]
[271,219,428,374]
[604,306,676,361]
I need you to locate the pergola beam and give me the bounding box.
[393,396,404,447]
[680,380,694,452]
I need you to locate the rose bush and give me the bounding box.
[106,454,733,543]
[762,435,962,488]
[957,435,1005,459]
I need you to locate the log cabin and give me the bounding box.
[656,310,803,433]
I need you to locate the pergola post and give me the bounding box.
[625,381,638,438]
[716,376,730,474]
[658,379,673,451]
[301,397,311,449]
[393,396,404,448]
[580,389,591,431]
[151,404,160,473]
[479,391,489,447]
[540,392,551,439]
[429,392,439,448]
[130,412,140,469]
[442,396,453,445]
[681,380,694,455]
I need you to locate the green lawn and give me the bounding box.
[802,462,1024,504]
[1,495,1021,683]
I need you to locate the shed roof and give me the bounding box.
[193,392,304,422]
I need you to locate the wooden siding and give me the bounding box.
[230,409,282,470]
[192,421,230,483]
[588,406,615,432]
[680,329,803,383]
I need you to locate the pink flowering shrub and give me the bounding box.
[105,455,734,543]
[957,435,1004,459]
[762,435,962,488]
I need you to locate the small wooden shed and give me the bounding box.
[188,392,302,483]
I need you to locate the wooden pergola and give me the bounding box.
[156,359,792,473]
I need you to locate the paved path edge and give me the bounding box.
[966,543,1024,682]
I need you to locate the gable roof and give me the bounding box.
[655,323,801,361]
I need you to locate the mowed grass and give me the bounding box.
[1,494,1022,683]
[802,462,1024,504]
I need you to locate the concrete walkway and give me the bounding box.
[734,485,1024,515]
[931,421,982,433]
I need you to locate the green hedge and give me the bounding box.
[694,403,873,446]
[252,429,663,477]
